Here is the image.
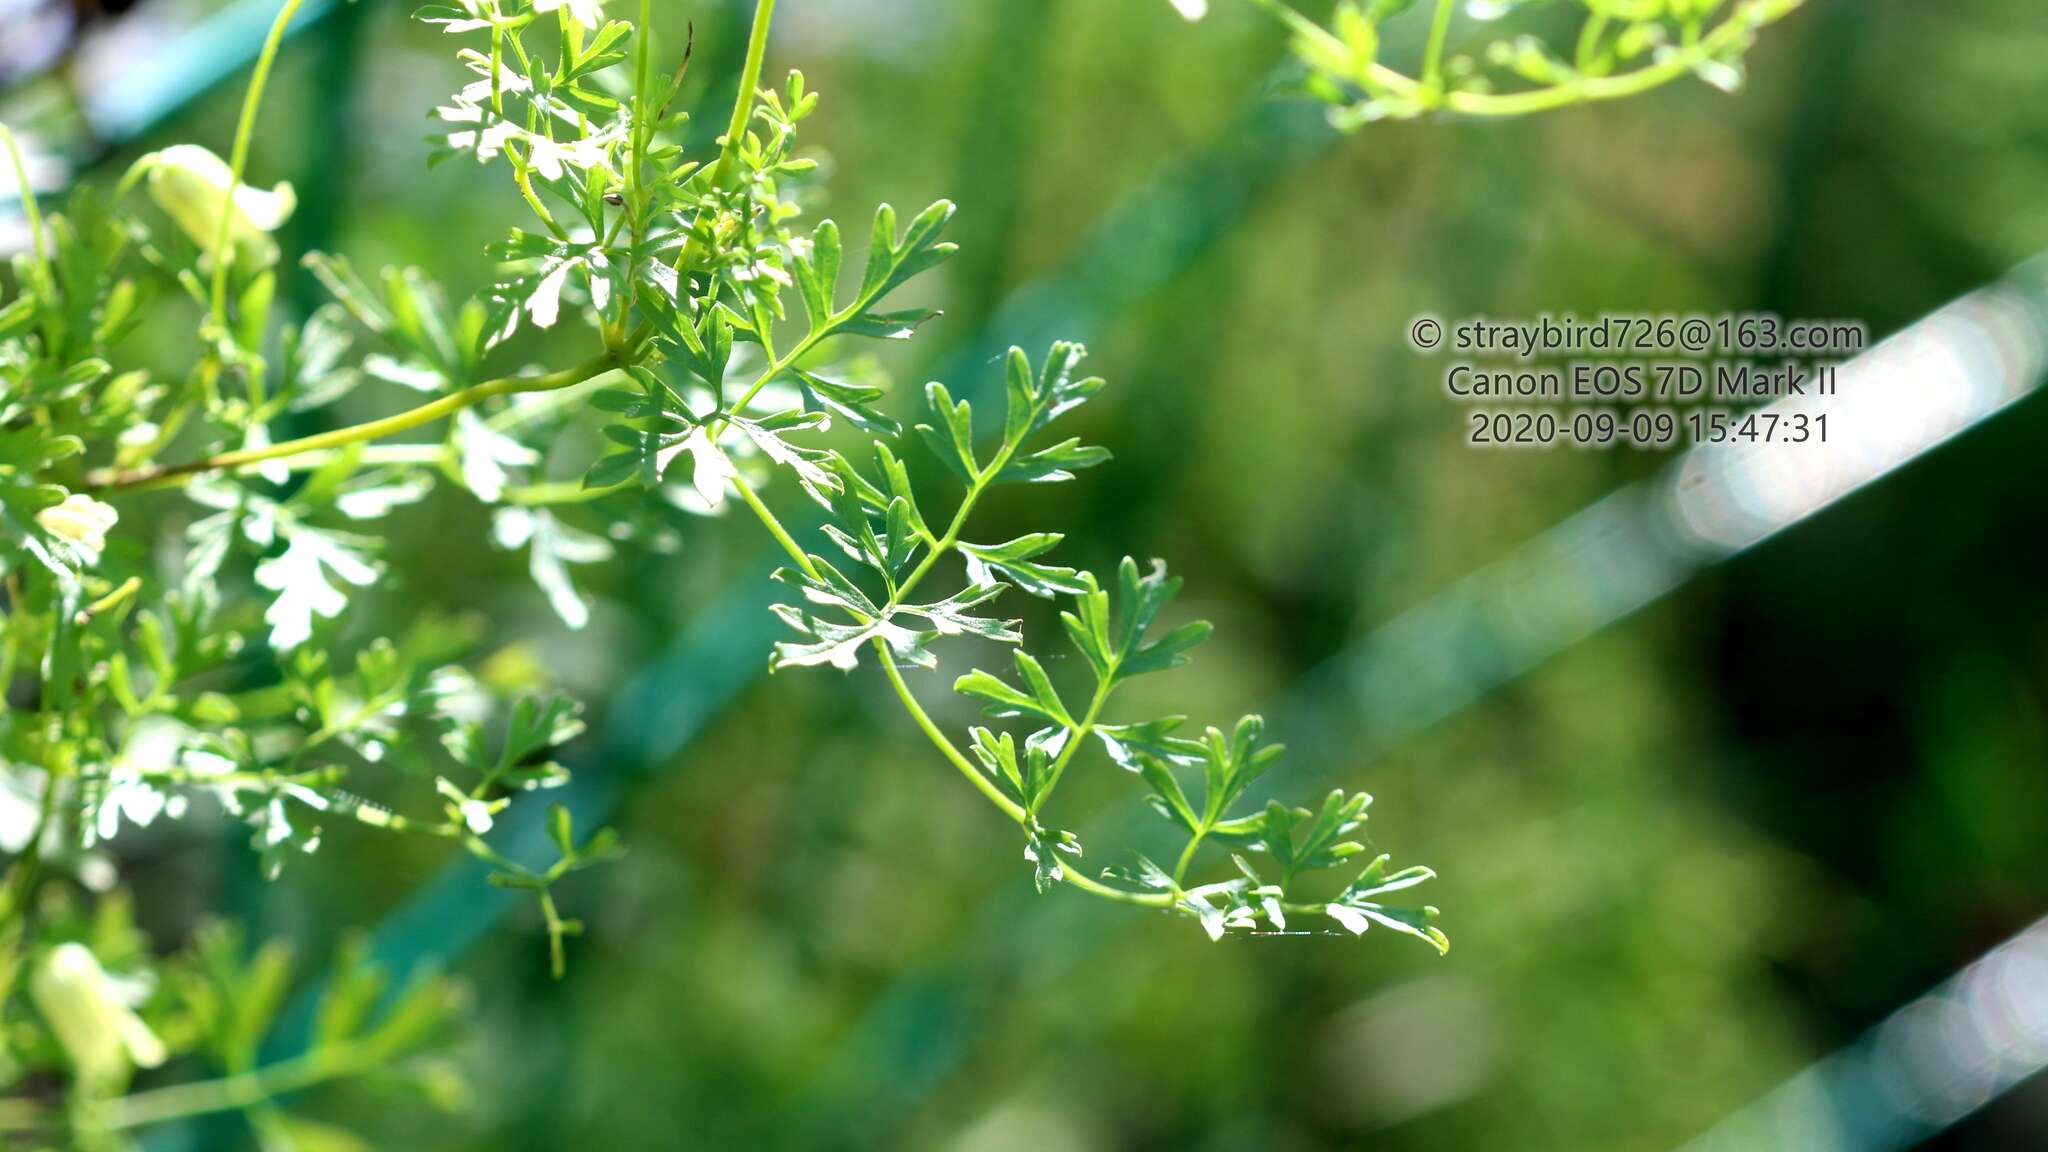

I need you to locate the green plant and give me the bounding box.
[1174,0,1805,128]
[0,0,1816,1139]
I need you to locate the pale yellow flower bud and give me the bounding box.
[146,144,297,272]
[35,493,118,562]
[30,943,167,1088]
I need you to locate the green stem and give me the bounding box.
[1064,866,1173,908]
[719,320,826,422]
[876,647,1027,825]
[539,888,568,979]
[111,152,162,204]
[1172,828,1206,890]
[717,0,777,187]
[1247,0,1801,117]
[883,401,1030,605]
[668,0,776,278]
[0,123,49,292]
[503,477,635,506]
[732,473,813,574]
[209,0,305,327]
[1443,7,1767,116]
[99,1047,376,1132]
[1039,676,1113,803]
[96,354,619,492]
[1422,0,1456,93]
[0,777,58,935]
[1575,10,1612,74]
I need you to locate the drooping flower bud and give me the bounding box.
[30,943,167,1088]
[146,143,297,272]
[35,493,118,564]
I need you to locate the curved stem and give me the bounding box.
[96,354,619,492]
[877,649,1026,825]
[1064,865,1173,908]
[111,151,160,204]
[210,0,305,327]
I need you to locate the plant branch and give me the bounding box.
[1248,0,1801,118]
[1441,5,1789,116]
[94,354,621,492]
[728,435,1173,910]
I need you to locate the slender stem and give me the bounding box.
[884,407,1030,606]
[675,316,838,491]
[716,0,776,188]
[1422,0,1456,93]
[0,778,58,934]
[877,648,1027,825]
[111,151,160,204]
[503,477,634,506]
[509,148,566,239]
[210,0,305,326]
[1040,677,1113,803]
[668,0,776,278]
[1575,10,1612,74]
[1442,7,1780,116]
[1172,829,1206,889]
[100,1047,375,1131]
[612,0,658,341]
[733,473,813,574]
[1066,865,1172,908]
[95,355,619,492]
[0,123,49,291]
[539,888,568,979]
[1247,0,1801,117]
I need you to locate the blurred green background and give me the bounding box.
[8,0,2048,1148]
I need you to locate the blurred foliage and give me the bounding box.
[3,0,2048,1148]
